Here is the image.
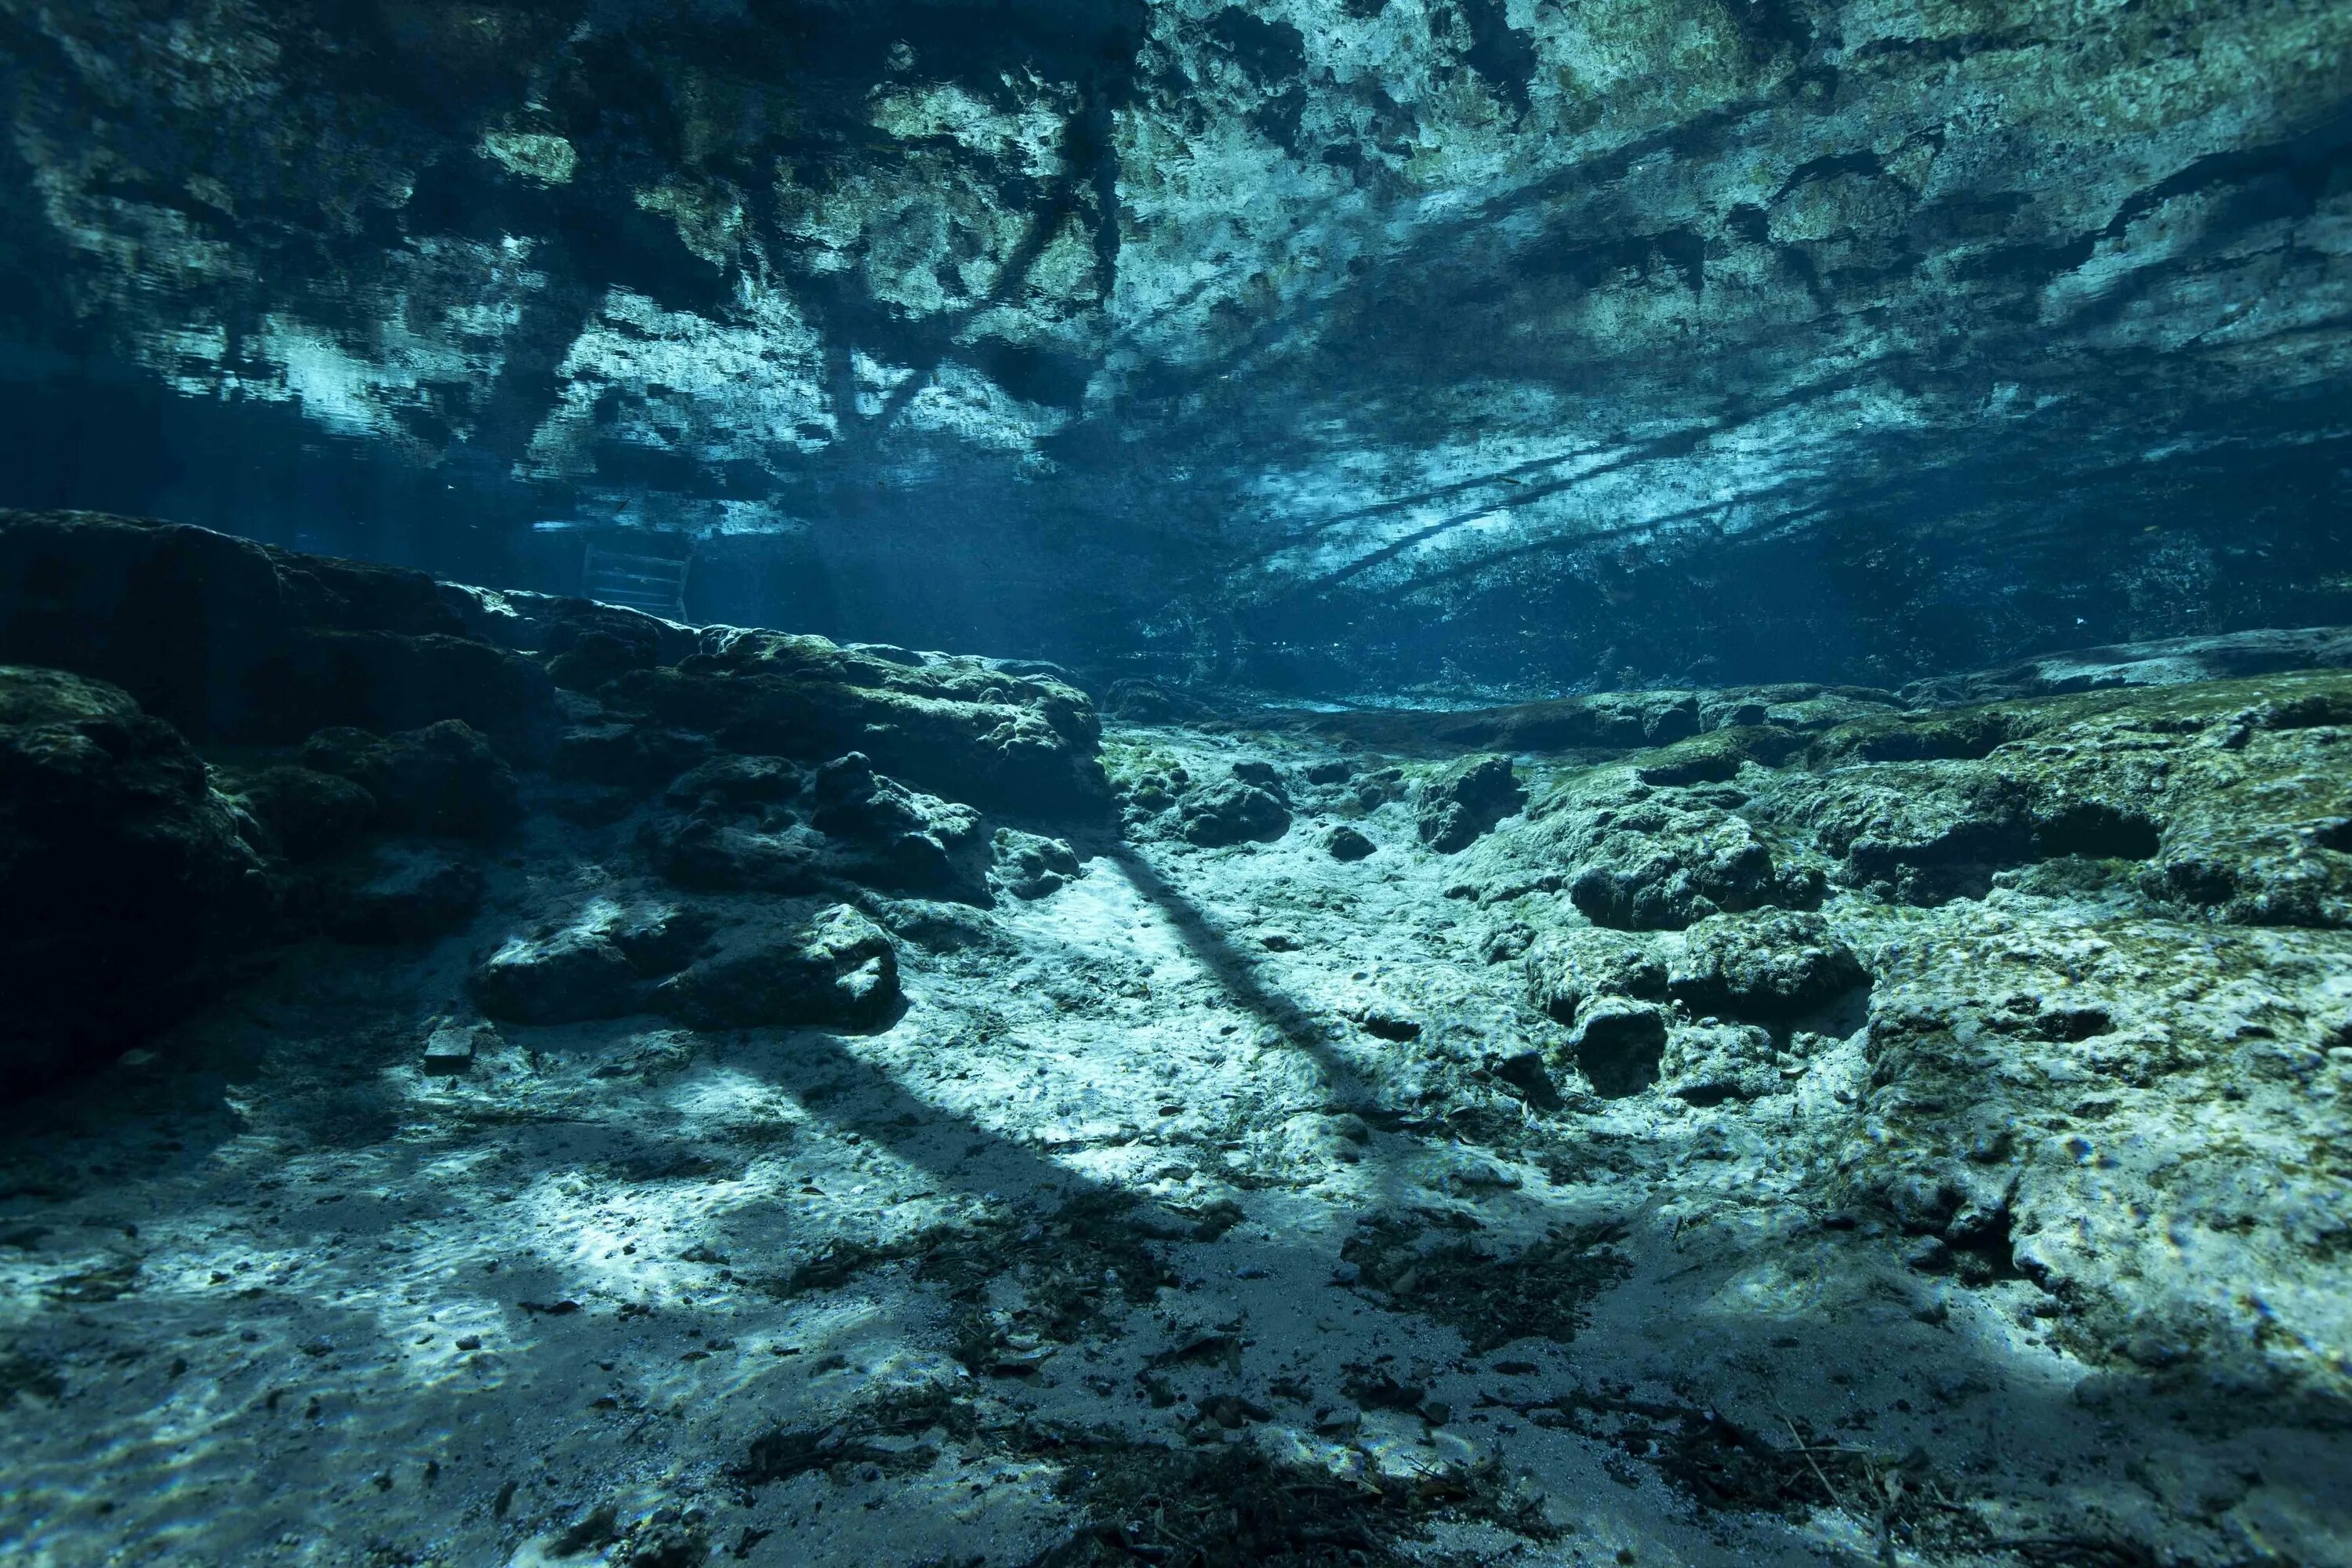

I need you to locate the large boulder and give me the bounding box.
[1177,774,1291,847]
[471,898,715,1025]
[1666,909,1867,1019]
[0,511,558,759]
[653,905,899,1030]
[1512,774,1821,931]
[301,721,521,840]
[601,631,1106,818]
[644,753,993,902]
[1415,753,1525,852]
[0,666,265,1087]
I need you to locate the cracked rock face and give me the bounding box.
[2,2,2347,694]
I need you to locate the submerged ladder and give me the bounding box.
[582,546,691,621]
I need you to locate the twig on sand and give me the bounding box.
[1783,1416,1854,1519]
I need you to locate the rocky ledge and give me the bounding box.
[2,510,2350,1567]
[0,509,1105,1091]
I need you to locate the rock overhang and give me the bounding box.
[0,0,2346,697]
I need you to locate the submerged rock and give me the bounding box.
[471,898,715,1025]
[301,720,521,840]
[229,764,377,861]
[603,632,1106,818]
[1660,1022,1780,1105]
[1513,775,1820,931]
[1523,927,1668,1025]
[1415,753,1525,852]
[0,511,559,757]
[1178,778,1291,847]
[653,905,899,1030]
[644,752,993,902]
[473,920,648,1026]
[809,753,991,901]
[993,829,1083,899]
[1666,909,1866,1020]
[1565,997,1668,1099]
[328,844,484,945]
[0,666,265,1087]
[553,721,717,793]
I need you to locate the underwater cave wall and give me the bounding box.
[1,0,2347,693]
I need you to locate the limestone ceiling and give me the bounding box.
[5,0,2350,690]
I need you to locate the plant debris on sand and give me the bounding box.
[1024,1435,1552,1567]
[1340,1215,1631,1353]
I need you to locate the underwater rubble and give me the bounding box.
[2,510,2350,1566]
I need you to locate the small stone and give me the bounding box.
[1325,825,1377,862]
[422,1022,487,1076]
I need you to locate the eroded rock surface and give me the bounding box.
[0,666,263,1088]
[8,5,2349,697]
[5,513,2351,1568]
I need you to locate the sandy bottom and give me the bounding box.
[2,720,2346,1568]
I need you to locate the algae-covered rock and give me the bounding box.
[644,752,993,902]
[603,632,1105,818]
[1842,904,2352,1400]
[1522,927,1667,1025]
[474,929,642,1025]
[993,829,1083,899]
[809,753,990,901]
[300,720,522,840]
[553,721,717,793]
[472,897,714,1025]
[654,904,898,1030]
[1415,753,1524,852]
[1564,997,1668,1099]
[1660,1021,1780,1105]
[0,665,266,1087]
[1774,671,2350,924]
[1666,909,1865,1019]
[1512,775,1820,931]
[1633,725,1803,787]
[230,765,377,861]
[0,511,558,757]
[1178,779,1290,847]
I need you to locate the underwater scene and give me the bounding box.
[2,2,2350,1565]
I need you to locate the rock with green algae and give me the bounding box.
[1479,666,2352,1407]
[1664,908,1865,1019]
[1762,670,2352,927]
[1496,770,1824,931]
[298,720,522,840]
[225,764,377,861]
[642,751,995,902]
[0,665,266,1089]
[600,630,1107,819]
[1414,753,1525,852]
[0,511,561,759]
[652,903,900,1031]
